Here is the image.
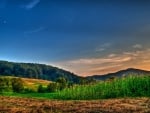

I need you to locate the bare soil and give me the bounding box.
[0,96,149,113]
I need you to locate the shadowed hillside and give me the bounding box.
[0,60,83,83]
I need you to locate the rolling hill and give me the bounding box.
[0,60,83,83]
[88,68,150,80]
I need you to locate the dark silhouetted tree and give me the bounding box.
[47,83,59,92]
[56,77,68,90]
[37,84,46,93]
[12,78,24,93]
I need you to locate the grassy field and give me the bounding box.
[22,77,51,91]
[0,75,150,100]
[55,75,150,100]
[0,92,55,99]
[0,76,51,92]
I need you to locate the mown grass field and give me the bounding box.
[0,96,149,113]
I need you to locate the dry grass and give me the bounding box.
[0,76,51,91]
[1,76,51,85]
[22,78,51,85]
[22,78,51,90]
[0,96,149,113]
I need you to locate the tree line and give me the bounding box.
[0,76,96,94]
[0,77,69,93]
[0,77,24,93]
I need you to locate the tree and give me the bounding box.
[56,77,68,90]
[0,78,12,93]
[47,83,59,92]
[0,78,6,93]
[37,84,46,93]
[12,78,24,93]
[79,78,87,85]
[107,76,117,81]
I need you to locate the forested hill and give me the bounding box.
[87,68,150,80]
[0,60,82,83]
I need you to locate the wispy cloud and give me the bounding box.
[133,44,143,49]
[24,27,45,34]
[108,54,116,58]
[68,56,132,65]
[95,43,111,52]
[89,64,123,74]
[95,48,105,52]
[54,49,150,76]
[23,0,40,10]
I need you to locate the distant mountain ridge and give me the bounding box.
[87,68,150,80]
[0,60,83,83]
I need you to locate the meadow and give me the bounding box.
[1,75,150,100]
[55,75,150,100]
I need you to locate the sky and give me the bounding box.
[0,0,150,76]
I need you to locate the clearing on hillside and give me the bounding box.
[0,76,51,91]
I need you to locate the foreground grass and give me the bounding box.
[0,92,55,99]
[0,96,149,113]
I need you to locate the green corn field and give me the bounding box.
[54,75,150,100]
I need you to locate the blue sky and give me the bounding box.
[0,0,150,76]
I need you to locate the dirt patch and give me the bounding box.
[0,96,149,113]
